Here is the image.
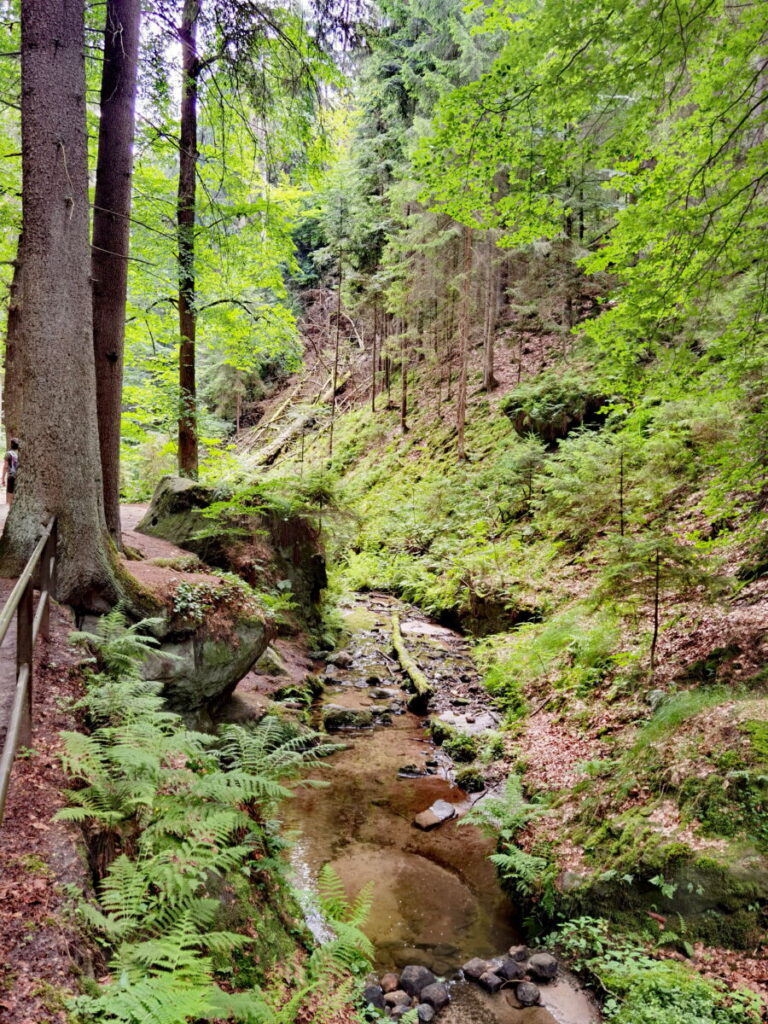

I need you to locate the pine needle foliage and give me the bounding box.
[62,612,371,1023]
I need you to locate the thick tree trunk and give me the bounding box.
[177,0,200,478]
[0,0,117,608]
[2,237,23,445]
[92,0,141,542]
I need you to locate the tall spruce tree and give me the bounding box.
[92,0,142,537]
[0,0,117,607]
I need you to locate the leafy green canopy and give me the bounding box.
[416,0,768,373]
[121,4,341,492]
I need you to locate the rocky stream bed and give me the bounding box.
[277,593,601,1024]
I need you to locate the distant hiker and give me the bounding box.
[2,438,19,505]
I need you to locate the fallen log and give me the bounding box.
[250,372,351,467]
[391,612,433,712]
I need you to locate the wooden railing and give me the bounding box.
[0,519,57,823]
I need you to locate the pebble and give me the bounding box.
[400,965,436,998]
[363,984,385,1009]
[516,981,541,1006]
[478,971,504,993]
[384,989,411,1008]
[420,982,450,1011]
[461,957,489,981]
[497,956,525,981]
[528,951,558,980]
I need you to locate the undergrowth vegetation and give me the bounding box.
[549,918,762,1024]
[267,323,768,971]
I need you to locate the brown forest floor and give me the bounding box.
[0,600,88,1024]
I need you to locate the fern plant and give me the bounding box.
[61,611,371,1024]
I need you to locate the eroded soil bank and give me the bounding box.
[281,593,599,1024]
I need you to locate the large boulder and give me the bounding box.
[124,561,273,713]
[137,476,327,626]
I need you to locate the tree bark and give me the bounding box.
[92,0,141,542]
[328,255,342,458]
[2,236,23,446]
[399,323,408,434]
[177,0,200,478]
[0,0,117,608]
[456,225,472,460]
[371,303,378,414]
[482,235,498,391]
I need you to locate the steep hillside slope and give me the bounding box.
[247,280,768,1003]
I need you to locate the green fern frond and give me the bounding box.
[77,974,216,1024]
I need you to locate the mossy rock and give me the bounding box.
[142,612,271,712]
[500,372,606,444]
[138,476,327,626]
[455,767,485,792]
[443,731,478,762]
[566,844,768,949]
[321,705,373,731]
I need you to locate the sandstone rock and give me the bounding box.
[141,612,270,712]
[508,944,530,961]
[363,985,385,1009]
[461,957,489,981]
[528,952,558,981]
[478,971,504,993]
[321,704,373,731]
[390,1006,412,1021]
[516,981,541,1006]
[417,1004,435,1023]
[381,972,400,993]
[497,957,525,981]
[137,475,327,627]
[328,650,353,668]
[384,990,411,1008]
[400,965,436,998]
[412,799,457,831]
[420,982,450,1011]
[254,645,289,677]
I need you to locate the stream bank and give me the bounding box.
[273,592,600,1024]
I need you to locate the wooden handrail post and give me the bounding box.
[16,579,33,748]
[39,523,55,641]
[0,518,57,823]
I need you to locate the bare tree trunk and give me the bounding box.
[399,323,408,434]
[384,315,391,407]
[92,0,141,542]
[482,236,498,391]
[2,237,22,445]
[0,0,117,608]
[456,226,472,461]
[177,0,200,478]
[328,254,342,458]
[650,546,661,675]
[371,303,378,414]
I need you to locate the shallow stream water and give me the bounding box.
[281,594,599,1024]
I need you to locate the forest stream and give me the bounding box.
[280,593,600,1024]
